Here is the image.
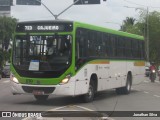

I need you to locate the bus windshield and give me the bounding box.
[13,35,72,72]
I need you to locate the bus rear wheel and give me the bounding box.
[34,95,49,102]
[116,74,132,94]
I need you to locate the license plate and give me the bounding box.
[33,90,44,95]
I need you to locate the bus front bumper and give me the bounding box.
[10,81,75,96]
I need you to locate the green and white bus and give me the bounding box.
[10,20,145,102]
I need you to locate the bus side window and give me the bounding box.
[114,35,118,57]
[75,28,87,68]
[75,29,81,62]
[79,31,86,58]
[102,33,107,58]
[141,41,145,60]
[125,38,132,59]
[117,37,124,58]
[110,35,115,58]
[105,34,111,58]
[96,32,103,57]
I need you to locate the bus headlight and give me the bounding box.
[60,75,71,85]
[10,74,19,84]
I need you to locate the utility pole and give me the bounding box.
[146,6,149,62]
[124,6,150,62]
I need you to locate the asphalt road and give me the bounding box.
[0,77,160,120]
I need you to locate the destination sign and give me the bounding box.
[24,25,62,31]
[16,22,73,32]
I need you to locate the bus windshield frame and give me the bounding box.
[12,33,72,78]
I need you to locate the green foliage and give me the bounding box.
[0,49,3,66]
[0,16,17,67]
[120,17,143,35]
[0,16,17,49]
[146,11,160,64]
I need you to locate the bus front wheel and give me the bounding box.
[34,95,49,102]
[83,81,95,103]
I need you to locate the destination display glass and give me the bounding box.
[16,21,73,32]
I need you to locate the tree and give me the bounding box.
[120,17,143,35]
[0,16,17,50]
[121,17,135,30]
[139,11,160,63]
[0,16,17,67]
[147,11,160,63]
[0,50,3,67]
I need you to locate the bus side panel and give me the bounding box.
[132,61,145,85]
[74,65,92,96]
[96,63,110,91]
[74,62,110,95]
[126,61,145,85]
[109,61,127,89]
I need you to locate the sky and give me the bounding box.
[11,0,160,30]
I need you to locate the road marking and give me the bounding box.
[74,105,94,111]
[144,91,149,94]
[154,95,160,98]
[48,105,94,111]
[144,80,149,83]
[50,106,68,111]
[100,117,115,120]
[50,105,115,119]
[3,81,10,83]
[22,105,115,120]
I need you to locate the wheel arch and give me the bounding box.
[90,73,98,92]
[127,71,132,85]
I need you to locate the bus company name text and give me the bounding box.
[2,112,42,118]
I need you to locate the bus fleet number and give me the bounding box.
[25,26,33,31]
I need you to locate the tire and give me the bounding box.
[34,95,49,102]
[116,74,132,95]
[123,75,132,94]
[83,81,95,103]
[151,75,154,82]
[116,87,123,95]
[2,74,5,78]
[150,73,156,82]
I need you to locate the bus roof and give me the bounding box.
[74,21,144,40]
[16,20,144,40]
[17,20,73,24]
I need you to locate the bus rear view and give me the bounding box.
[11,20,75,101]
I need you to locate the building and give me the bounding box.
[0,9,11,17]
[0,0,12,17]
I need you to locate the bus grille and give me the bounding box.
[22,86,55,94]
